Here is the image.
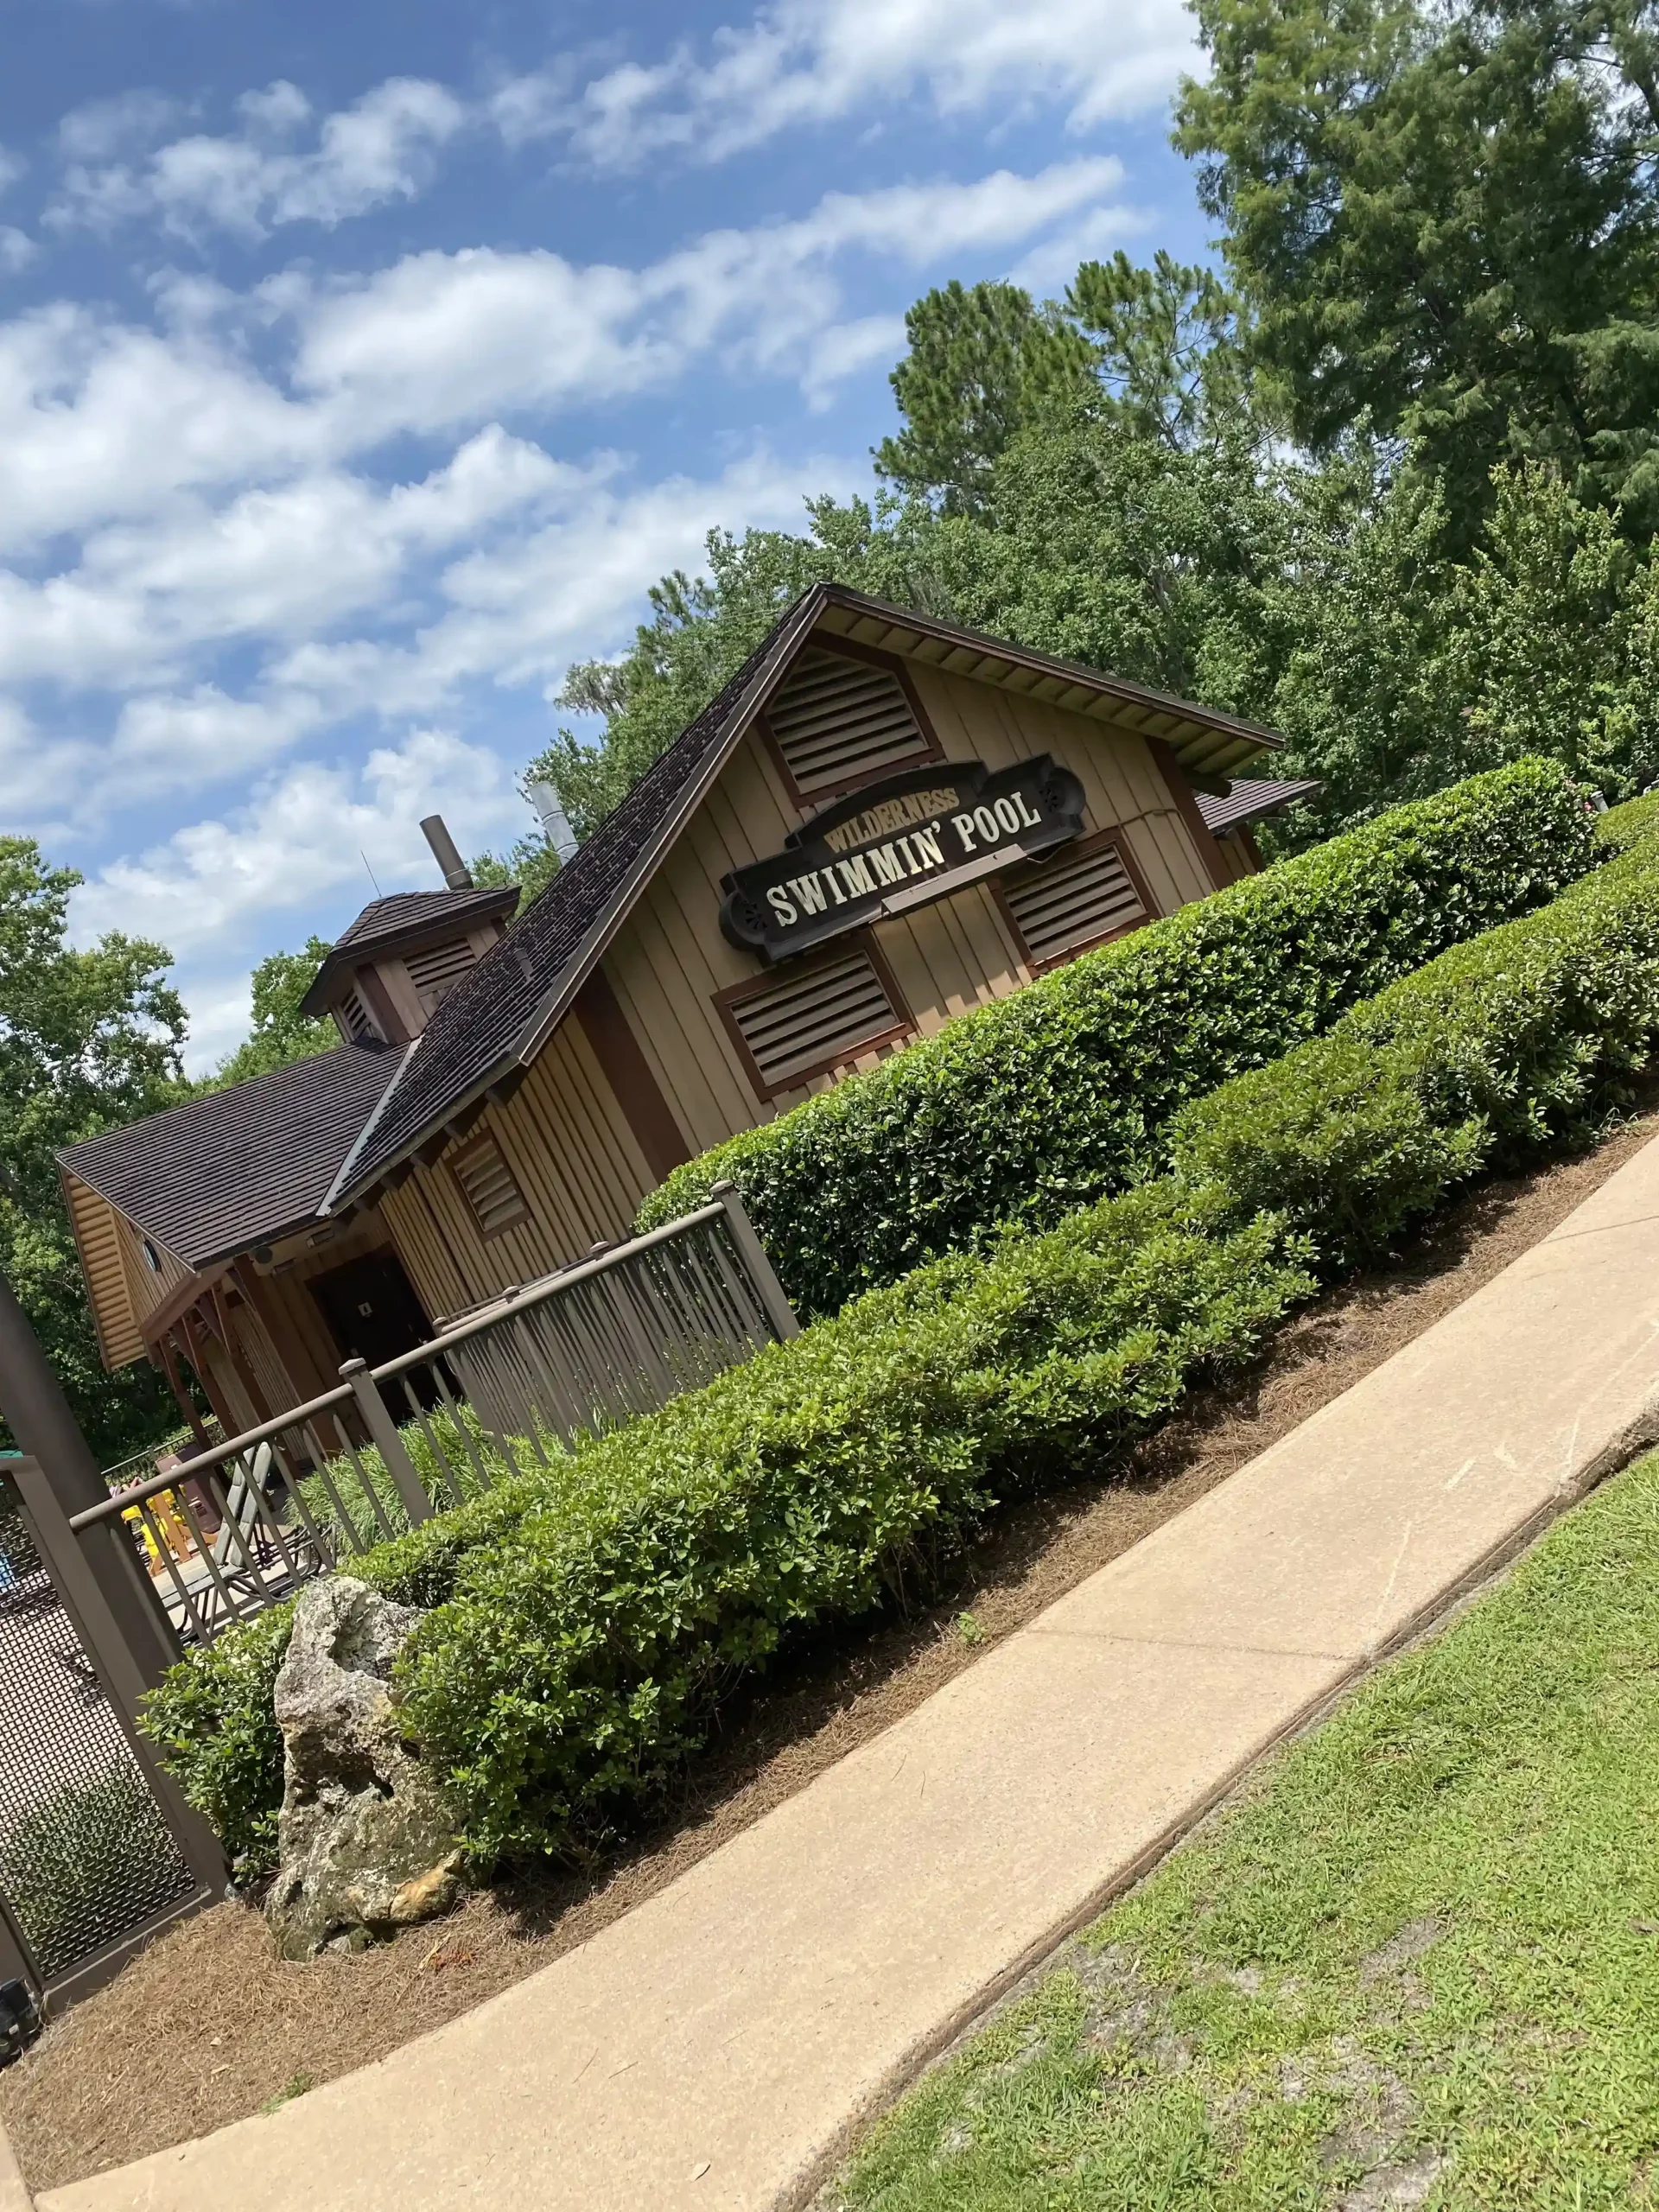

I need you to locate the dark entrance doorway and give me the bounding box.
[307,1249,433,1372]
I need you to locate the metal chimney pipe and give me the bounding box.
[527,777,579,865]
[419,814,474,891]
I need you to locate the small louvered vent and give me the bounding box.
[406,936,477,1007]
[1003,840,1147,966]
[451,1135,529,1237]
[338,985,378,1041]
[766,650,931,795]
[728,950,906,1092]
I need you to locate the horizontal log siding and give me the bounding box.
[378,1015,657,1319]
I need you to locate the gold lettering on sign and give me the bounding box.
[821,786,962,854]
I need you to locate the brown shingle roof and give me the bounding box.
[336,594,826,1197]
[59,1042,404,1271]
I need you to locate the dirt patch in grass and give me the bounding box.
[10,1106,1659,2193]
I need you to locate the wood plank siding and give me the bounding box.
[372,642,1236,1309]
[379,1011,658,1320]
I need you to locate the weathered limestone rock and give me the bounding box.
[266,1576,461,1960]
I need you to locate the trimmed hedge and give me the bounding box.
[145,786,1659,1878]
[143,1190,1315,1872]
[1173,814,1659,1266]
[638,761,1600,1318]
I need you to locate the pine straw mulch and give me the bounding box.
[10,1103,1659,2194]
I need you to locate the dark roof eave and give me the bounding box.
[331,587,834,1207]
[813,586,1287,765]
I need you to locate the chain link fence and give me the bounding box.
[0,1470,196,1994]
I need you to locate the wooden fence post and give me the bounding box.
[340,1361,433,1526]
[710,1182,801,1341]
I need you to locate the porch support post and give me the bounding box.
[0,1268,180,1682]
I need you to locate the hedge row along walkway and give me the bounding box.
[40,1128,1659,2212]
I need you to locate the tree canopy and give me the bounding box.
[0,840,189,1463]
[208,938,337,1090]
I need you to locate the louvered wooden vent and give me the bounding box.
[338,985,378,1041]
[766,650,931,795]
[1002,839,1147,967]
[451,1135,529,1237]
[406,935,477,1007]
[728,950,907,1094]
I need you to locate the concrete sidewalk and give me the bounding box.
[43,1131,1659,2212]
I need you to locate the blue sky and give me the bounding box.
[0,0,1210,1068]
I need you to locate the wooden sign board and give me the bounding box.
[721,756,1086,963]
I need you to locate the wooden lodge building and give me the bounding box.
[59,587,1314,1452]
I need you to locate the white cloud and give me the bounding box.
[511,0,1195,169]
[0,149,23,196]
[58,90,183,164]
[276,444,861,716]
[0,156,1120,567]
[292,158,1125,437]
[50,78,467,242]
[71,728,529,1069]
[0,230,35,276]
[0,427,572,692]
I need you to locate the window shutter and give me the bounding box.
[1002,839,1147,966]
[728,950,907,1093]
[451,1136,530,1237]
[405,936,477,1009]
[765,650,931,795]
[338,985,378,1040]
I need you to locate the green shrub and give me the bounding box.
[138,1604,294,1880]
[151,777,1659,1878]
[140,1457,563,1875]
[639,760,1600,1317]
[1173,826,1659,1267]
[394,1185,1316,1865]
[1596,790,1659,854]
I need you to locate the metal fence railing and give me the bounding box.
[71,1184,798,1646]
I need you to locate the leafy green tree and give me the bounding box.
[1176,0,1659,534]
[209,938,337,1089]
[1265,455,1465,834]
[873,278,1096,511]
[1443,461,1648,791]
[920,405,1299,718]
[1066,251,1253,452]
[0,841,188,1464]
[469,830,562,908]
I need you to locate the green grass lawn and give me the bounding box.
[830,1450,1659,2211]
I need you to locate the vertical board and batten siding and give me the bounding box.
[380,1012,658,1321]
[370,645,1241,1313]
[603,663,1217,1153]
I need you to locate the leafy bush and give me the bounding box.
[138,1604,295,1880]
[1173,823,1659,1266]
[149,1190,1316,1871]
[394,1185,1315,1865]
[140,1456,565,1876]
[639,760,1599,1316]
[149,775,1659,1878]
